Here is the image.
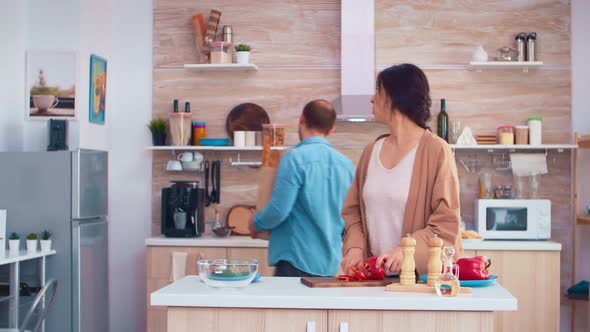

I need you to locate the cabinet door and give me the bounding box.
[228,247,275,276]
[168,307,328,332]
[146,246,228,332]
[477,250,560,332]
[328,310,493,332]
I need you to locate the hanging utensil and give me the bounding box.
[204,160,211,207]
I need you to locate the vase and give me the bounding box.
[40,239,52,252]
[236,51,250,65]
[152,133,166,146]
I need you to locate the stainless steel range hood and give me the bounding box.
[336,0,375,122]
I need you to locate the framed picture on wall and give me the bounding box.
[25,50,77,119]
[89,54,107,125]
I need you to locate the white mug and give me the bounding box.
[177,152,193,162]
[245,131,256,147]
[192,151,204,163]
[234,131,246,147]
[166,160,182,171]
[32,95,59,111]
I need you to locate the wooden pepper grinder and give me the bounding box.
[427,234,443,286]
[400,234,416,286]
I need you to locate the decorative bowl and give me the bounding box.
[197,259,259,288]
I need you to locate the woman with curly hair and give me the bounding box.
[340,64,462,276]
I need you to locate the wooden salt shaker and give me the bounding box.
[427,234,443,286]
[400,234,416,286]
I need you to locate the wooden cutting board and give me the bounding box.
[301,277,396,288]
[227,204,255,235]
[225,103,270,139]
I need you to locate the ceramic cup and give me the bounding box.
[245,131,256,147]
[177,152,193,162]
[32,95,59,111]
[166,160,182,171]
[234,131,246,147]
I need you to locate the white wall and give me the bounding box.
[0,1,26,151]
[572,0,590,283]
[107,0,152,330]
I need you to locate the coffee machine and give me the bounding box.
[161,181,205,237]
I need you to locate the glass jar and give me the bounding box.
[210,41,232,64]
[514,125,529,145]
[497,125,515,145]
[528,117,543,145]
[262,124,285,147]
[435,246,460,297]
[192,122,206,145]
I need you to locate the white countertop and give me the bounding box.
[462,240,561,251]
[0,249,56,265]
[151,275,517,312]
[146,235,269,248]
[146,236,561,251]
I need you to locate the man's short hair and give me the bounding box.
[302,99,336,135]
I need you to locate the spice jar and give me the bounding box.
[497,125,515,145]
[192,122,206,145]
[494,186,504,199]
[528,117,542,145]
[514,125,529,145]
[210,41,232,64]
[262,124,285,146]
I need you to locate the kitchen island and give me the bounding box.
[151,275,516,332]
[146,237,559,332]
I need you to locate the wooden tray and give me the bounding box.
[301,277,396,288]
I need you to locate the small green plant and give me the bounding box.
[26,233,38,240]
[39,229,53,240]
[148,118,167,134]
[9,232,20,240]
[234,44,252,52]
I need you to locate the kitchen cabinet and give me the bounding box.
[146,246,227,332]
[327,310,493,332]
[167,307,328,332]
[477,250,560,332]
[146,246,274,332]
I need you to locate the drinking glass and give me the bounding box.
[450,121,462,144]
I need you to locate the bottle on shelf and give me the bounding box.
[437,98,449,142]
[184,101,191,113]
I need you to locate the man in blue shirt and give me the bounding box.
[249,99,354,277]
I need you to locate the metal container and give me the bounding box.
[526,32,537,61]
[222,25,233,43]
[515,32,526,62]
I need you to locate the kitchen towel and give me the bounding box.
[170,252,188,282]
[510,153,548,176]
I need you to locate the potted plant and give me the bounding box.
[26,233,38,252]
[234,44,252,65]
[39,229,53,252]
[148,118,167,146]
[9,232,20,251]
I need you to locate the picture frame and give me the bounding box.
[25,50,77,119]
[89,54,107,125]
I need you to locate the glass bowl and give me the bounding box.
[197,259,259,288]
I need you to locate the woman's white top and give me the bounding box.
[363,138,417,256]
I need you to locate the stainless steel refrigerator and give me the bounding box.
[0,149,109,332]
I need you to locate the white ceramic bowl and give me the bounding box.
[197,259,258,288]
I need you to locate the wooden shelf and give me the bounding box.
[147,145,287,151]
[578,135,590,149]
[450,144,576,151]
[467,61,543,72]
[576,214,590,225]
[182,64,258,72]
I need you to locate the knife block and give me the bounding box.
[169,113,192,146]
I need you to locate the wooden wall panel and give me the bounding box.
[375,0,570,66]
[152,0,573,314]
[154,0,340,66]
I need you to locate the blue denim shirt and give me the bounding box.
[254,136,354,276]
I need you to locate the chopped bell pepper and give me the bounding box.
[337,256,385,281]
[455,256,491,280]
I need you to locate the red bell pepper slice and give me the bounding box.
[338,256,385,282]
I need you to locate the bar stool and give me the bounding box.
[0,279,58,332]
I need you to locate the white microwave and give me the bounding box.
[475,199,551,240]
